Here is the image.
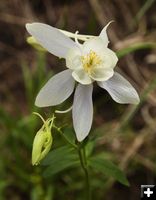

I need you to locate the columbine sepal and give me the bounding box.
[32,113,55,165]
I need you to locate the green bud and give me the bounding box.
[32,113,55,165]
[27,36,46,52]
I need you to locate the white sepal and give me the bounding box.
[98,72,140,104]
[26,23,77,58]
[72,84,93,141]
[35,69,75,107]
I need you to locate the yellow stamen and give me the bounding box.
[81,51,101,74]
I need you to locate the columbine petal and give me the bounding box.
[66,47,82,69]
[83,37,107,55]
[72,69,93,85]
[99,48,118,69]
[82,38,118,69]
[90,67,114,82]
[98,72,140,104]
[73,84,93,141]
[35,69,75,107]
[99,21,113,46]
[26,23,77,58]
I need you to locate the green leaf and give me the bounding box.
[41,145,79,177]
[42,145,77,166]
[89,157,129,186]
[85,140,95,157]
[43,157,78,177]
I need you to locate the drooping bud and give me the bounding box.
[27,36,46,52]
[32,113,55,165]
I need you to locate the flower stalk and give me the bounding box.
[54,127,92,199]
[53,125,78,149]
[77,142,92,200]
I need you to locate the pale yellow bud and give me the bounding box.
[27,36,46,52]
[32,113,55,165]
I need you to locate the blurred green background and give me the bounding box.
[0,0,156,199]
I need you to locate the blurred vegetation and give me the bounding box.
[0,0,156,199]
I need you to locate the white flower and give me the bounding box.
[26,22,140,142]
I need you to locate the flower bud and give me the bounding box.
[27,36,46,52]
[32,114,54,165]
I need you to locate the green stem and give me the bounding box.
[55,126,91,199]
[53,125,77,149]
[77,143,91,200]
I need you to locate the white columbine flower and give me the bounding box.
[26,22,140,142]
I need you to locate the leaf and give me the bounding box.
[43,157,78,177]
[42,145,77,165]
[41,145,79,177]
[89,157,129,186]
[85,140,95,157]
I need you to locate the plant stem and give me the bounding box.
[53,125,77,149]
[77,143,91,200]
[55,125,91,199]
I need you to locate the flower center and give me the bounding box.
[81,50,101,74]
